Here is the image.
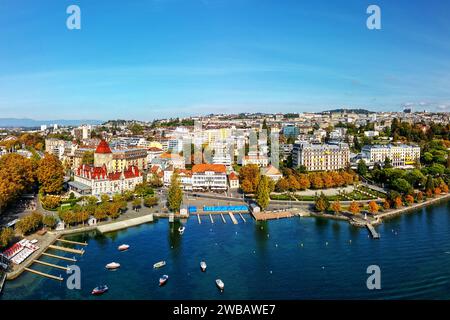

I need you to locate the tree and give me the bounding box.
[391,178,413,195]
[100,194,110,203]
[36,153,65,194]
[132,198,142,211]
[256,176,270,211]
[144,196,159,207]
[357,160,368,176]
[314,192,329,212]
[94,204,108,221]
[331,200,341,214]
[311,175,324,189]
[42,215,57,229]
[40,195,61,210]
[348,201,360,215]
[440,183,449,193]
[394,196,403,208]
[109,202,121,219]
[81,151,94,165]
[384,157,393,169]
[434,187,442,196]
[416,191,424,202]
[297,174,311,190]
[15,211,43,235]
[167,172,183,212]
[239,164,261,193]
[275,178,289,192]
[382,199,390,210]
[425,175,434,193]
[405,195,414,205]
[0,228,14,249]
[368,201,379,214]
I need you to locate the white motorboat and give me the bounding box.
[105,262,120,270]
[159,274,169,286]
[178,226,185,235]
[118,244,130,251]
[200,261,207,272]
[153,260,166,268]
[215,279,224,291]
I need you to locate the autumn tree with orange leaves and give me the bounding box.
[36,154,65,194]
[368,201,379,214]
[348,201,360,215]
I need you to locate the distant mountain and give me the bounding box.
[0,118,103,128]
[320,108,375,114]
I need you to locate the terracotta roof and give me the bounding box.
[95,140,112,154]
[228,172,239,180]
[192,164,226,174]
[148,147,163,152]
[76,164,140,181]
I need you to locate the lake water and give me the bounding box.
[2,200,450,300]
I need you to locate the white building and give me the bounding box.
[192,164,228,192]
[292,142,350,171]
[361,144,420,168]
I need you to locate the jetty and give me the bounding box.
[228,212,238,224]
[366,223,380,239]
[220,213,226,223]
[197,214,202,224]
[48,244,85,255]
[239,213,246,223]
[32,259,70,271]
[251,210,294,221]
[24,268,63,281]
[41,252,76,262]
[56,238,88,246]
[209,214,214,223]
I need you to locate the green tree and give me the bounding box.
[144,195,159,207]
[167,172,183,212]
[383,157,393,169]
[42,215,57,229]
[0,228,14,249]
[357,160,368,176]
[256,176,270,211]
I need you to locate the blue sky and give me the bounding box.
[0,0,449,121]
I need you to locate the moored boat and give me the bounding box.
[105,262,120,270]
[91,285,109,295]
[216,279,224,291]
[200,261,207,272]
[178,226,185,235]
[153,260,166,268]
[118,244,130,251]
[159,274,169,286]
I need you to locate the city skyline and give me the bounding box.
[1,0,449,120]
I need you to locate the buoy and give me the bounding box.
[275,244,278,247]
[322,266,325,269]
[300,243,304,247]
[270,270,273,274]
[325,242,328,246]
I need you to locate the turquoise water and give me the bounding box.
[2,200,450,300]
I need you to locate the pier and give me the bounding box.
[228,212,238,224]
[220,213,226,223]
[56,238,88,246]
[239,213,246,223]
[24,267,63,281]
[41,252,77,262]
[197,214,202,224]
[48,245,85,255]
[366,223,380,239]
[209,214,214,223]
[32,259,70,271]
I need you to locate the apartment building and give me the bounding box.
[361,144,420,168]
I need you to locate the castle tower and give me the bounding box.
[94,140,113,171]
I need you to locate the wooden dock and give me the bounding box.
[41,252,77,262]
[33,259,70,271]
[251,211,294,221]
[366,223,380,239]
[239,213,246,223]
[228,212,238,225]
[209,214,214,223]
[220,213,226,223]
[197,214,202,224]
[56,238,88,246]
[24,268,63,281]
[48,245,84,255]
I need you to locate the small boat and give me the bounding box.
[216,279,224,291]
[153,261,166,269]
[91,285,109,295]
[200,261,207,272]
[105,262,120,270]
[178,226,185,235]
[118,244,130,251]
[159,275,169,286]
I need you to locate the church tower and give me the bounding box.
[94,140,113,171]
